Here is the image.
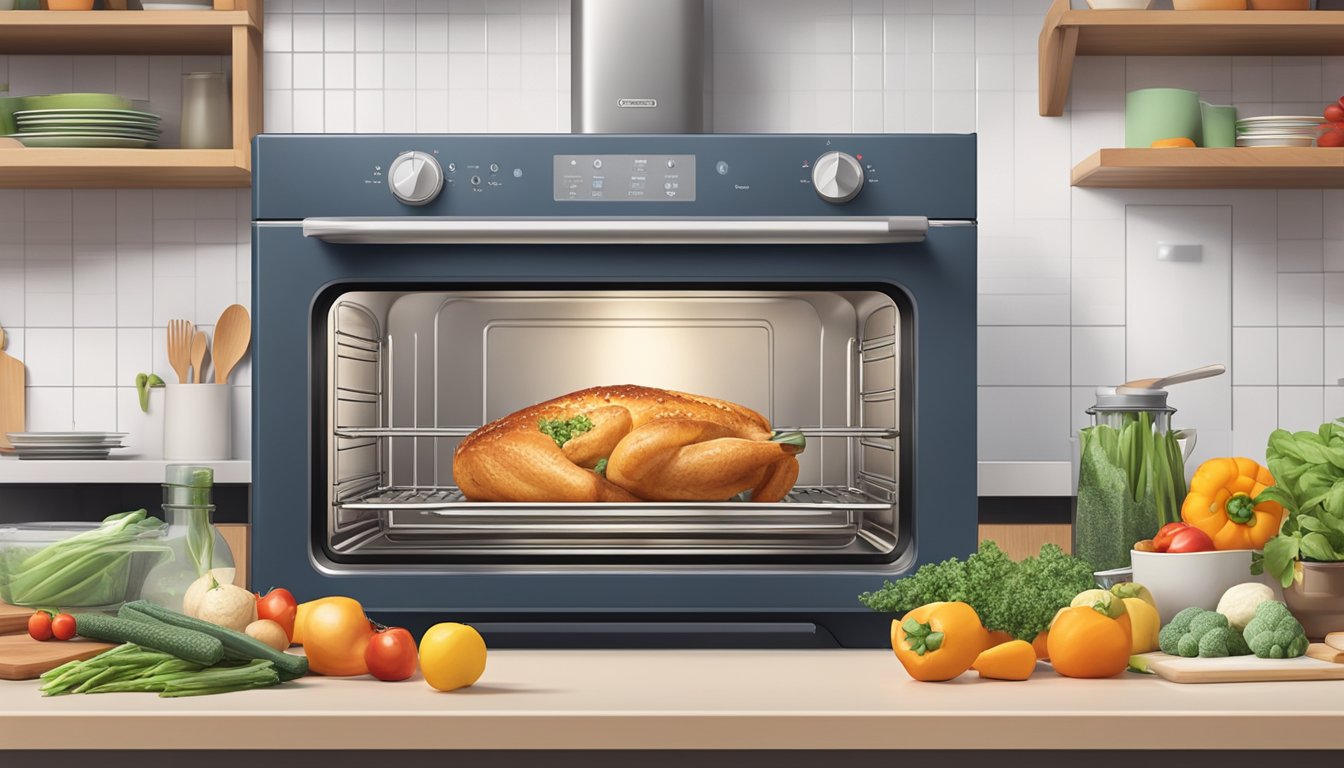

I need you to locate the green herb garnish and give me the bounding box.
[593,458,608,477]
[538,415,594,447]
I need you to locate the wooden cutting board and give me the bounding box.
[0,634,116,680]
[0,603,33,635]
[1326,632,1344,652]
[1307,643,1344,664]
[0,324,24,451]
[1137,651,1344,683]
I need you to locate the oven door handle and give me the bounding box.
[299,216,930,245]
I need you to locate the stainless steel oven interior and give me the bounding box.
[323,289,909,565]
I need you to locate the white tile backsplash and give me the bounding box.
[0,1,1335,470]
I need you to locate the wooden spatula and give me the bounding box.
[1116,364,1225,393]
[212,304,251,385]
[190,330,208,383]
[167,319,193,385]
[0,324,24,451]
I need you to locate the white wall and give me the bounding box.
[0,0,1339,491]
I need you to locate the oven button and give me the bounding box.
[388,151,444,206]
[811,151,864,204]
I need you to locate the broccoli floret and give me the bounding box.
[1159,607,1252,658]
[1242,601,1308,659]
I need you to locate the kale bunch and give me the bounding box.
[858,541,1096,641]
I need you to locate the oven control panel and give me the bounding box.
[552,154,697,202]
[253,134,976,221]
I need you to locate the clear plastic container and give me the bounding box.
[0,512,169,609]
[138,466,236,613]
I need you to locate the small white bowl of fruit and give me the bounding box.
[1131,523,1257,625]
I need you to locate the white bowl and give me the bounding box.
[1130,549,1257,624]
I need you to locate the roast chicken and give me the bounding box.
[452,385,803,503]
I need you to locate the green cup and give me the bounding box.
[1201,102,1237,148]
[1126,88,1203,148]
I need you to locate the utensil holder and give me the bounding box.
[163,382,231,460]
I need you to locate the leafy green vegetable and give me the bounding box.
[39,644,280,698]
[1242,600,1308,659]
[770,431,807,450]
[1076,413,1188,571]
[0,510,168,607]
[1254,419,1344,587]
[857,541,1096,641]
[134,372,165,413]
[538,415,594,448]
[1158,607,1251,658]
[592,458,608,477]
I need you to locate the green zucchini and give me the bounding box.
[120,601,308,681]
[72,613,223,666]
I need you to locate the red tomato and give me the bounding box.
[364,627,418,682]
[1325,104,1344,123]
[50,613,76,641]
[27,611,52,642]
[1152,522,1191,553]
[1166,526,1215,554]
[256,588,299,641]
[1319,128,1344,148]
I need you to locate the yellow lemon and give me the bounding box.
[419,622,487,692]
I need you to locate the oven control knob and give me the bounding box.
[388,151,444,206]
[811,151,864,204]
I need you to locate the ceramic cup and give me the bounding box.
[164,382,231,460]
[180,72,231,149]
[1126,88,1204,148]
[1200,102,1238,148]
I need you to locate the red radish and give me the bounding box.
[1319,127,1344,148]
[1326,104,1344,123]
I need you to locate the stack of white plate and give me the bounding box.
[9,108,162,149]
[1235,116,1327,148]
[4,432,128,460]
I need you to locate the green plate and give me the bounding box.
[14,108,160,122]
[17,127,161,141]
[18,117,160,129]
[10,134,155,148]
[16,120,161,134]
[19,93,132,111]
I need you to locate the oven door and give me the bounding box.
[251,217,975,647]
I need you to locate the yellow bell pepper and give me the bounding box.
[1181,457,1285,550]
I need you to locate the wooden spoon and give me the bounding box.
[190,330,208,384]
[166,319,194,385]
[1116,364,1225,394]
[212,304,251,385]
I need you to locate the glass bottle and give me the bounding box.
[138,465,236,613]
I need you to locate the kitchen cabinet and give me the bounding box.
[0,5,261,188]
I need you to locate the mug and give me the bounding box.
[164,382,231,460]
[1200,102,1237,148]
[1126,88,1204,148]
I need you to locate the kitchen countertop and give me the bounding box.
[1,649,1343,751]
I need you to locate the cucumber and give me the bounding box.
[120,601,308,681]
[72,613,223,666]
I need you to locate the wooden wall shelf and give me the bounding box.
[1072,147,1344,189]
[1039,0,1344,116]
[0,7,261,188]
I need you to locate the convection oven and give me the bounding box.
[251,133,976,647]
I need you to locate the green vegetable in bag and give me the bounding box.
[0,510,168,607]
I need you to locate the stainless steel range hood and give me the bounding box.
[571,0,705,134]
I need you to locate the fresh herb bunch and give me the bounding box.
[538,415,594,448]
[1252,419,1344,587]
[858,541,1097,641]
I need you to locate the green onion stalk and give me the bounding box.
[0,510,168,607]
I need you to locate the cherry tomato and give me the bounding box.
[1325,104,1344,123]
[27,611,52,642]
[364,626,418,682]
[1318,128,1344,148]
[1166,526,1215,554]
[256,588,299,642]
[50,613,76,641]
[1152,522,1191,553]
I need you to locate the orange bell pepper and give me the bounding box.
[972,639,1037,681]
[1047,605,1131,679]
[891,601,988,682]
[985,629,1015,648]
[1031,630,1050,660]
[1181,457,1284,550]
